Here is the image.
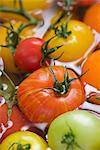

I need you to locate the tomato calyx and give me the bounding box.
[61,125,83,150]
[0,0,40,25]
[0,69,16,120]
[54,14,72,38]
[29,67,79,96]
[41,36,63,64]
[0,23,20,51]
[49,67,77,95]
[8,142,31,150]
[96,97,100,100]
[0,22,33,52]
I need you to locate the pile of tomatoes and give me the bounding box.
[0,0,100,150]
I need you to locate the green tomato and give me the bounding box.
[0,131,47,150]
[48,110,100,150]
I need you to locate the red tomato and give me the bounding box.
[0,104,30,142]
[0,104,46,142]
[77,0,97,6]
[14,37,45,73]
[57,0,97,8]
[17,66,85,125]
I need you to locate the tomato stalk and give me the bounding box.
[41,36,63,64]
[54,14,72,38]
[27,67,78,96]
[0,69,16,121]
[48,67,77,95]
[0,22,33,52]
[63,0,77,11]
[8,142,31,150]
[50,0,76,29]
[0,0,40,25]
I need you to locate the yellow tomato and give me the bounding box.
[0,47,20,73]
[0,131,47,150]
[0,21,35,43]
[44,20,94,62]
[0,0,53,11]
[0,21,35,73]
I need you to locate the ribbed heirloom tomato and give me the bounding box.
[17,66,85,125]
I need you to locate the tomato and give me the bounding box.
[0,131,47,150]
[0,0,53,11]
[81,50,100,90]
[77,0,98,6]
[83,3,100,33]
[44,20,94,62]
[0,21,35,73]
[15,37,46,73]
[0,104,30,143]
[87,92,100,105]
[48,110,100,150]
[17,66,85,125]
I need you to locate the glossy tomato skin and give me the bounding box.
[0,131,47,150]
[0,104,30,143]
[81,50,100,90]
[48,110,100,150]
[83,3,100,33]
[44,20,94,62]
[15,37,46,73]
[17,66,85,125]
[0,21,35,73]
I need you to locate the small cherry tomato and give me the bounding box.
[0,131,47,150]
[14,37,45,73]
[0,21,35,73]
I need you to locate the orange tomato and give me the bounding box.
[17,66,85,125]
[83,3,100,33]
[81,50,100,90]
[87,92,100,105]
